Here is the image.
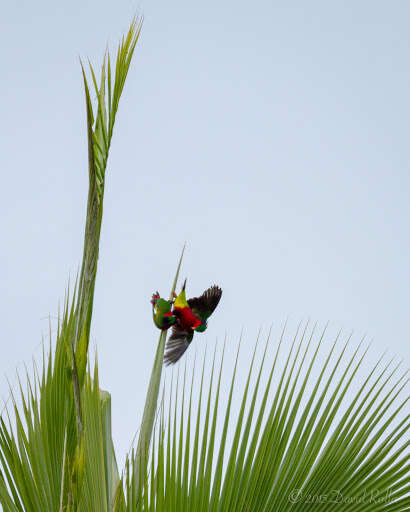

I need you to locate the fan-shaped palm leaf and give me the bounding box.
[120,325,409,511]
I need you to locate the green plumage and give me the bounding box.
[151,293,176,330]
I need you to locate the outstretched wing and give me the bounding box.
[188,285,222,321]
[164,325,194,366]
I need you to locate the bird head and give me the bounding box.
[151,292,160,306]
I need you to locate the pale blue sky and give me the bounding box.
[0,1,409,470]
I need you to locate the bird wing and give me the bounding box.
[164,325,194,365]
[187,285,222,321]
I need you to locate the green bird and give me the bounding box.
[151,292,176,330]
[164,282,222,365]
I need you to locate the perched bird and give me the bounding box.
[164,280,222,365]
[151,292,176,330]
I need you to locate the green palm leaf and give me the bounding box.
[0,18,142,512]
[121,326,409,511]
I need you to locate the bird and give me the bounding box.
[164,280,222,365]
[151,292,176,330]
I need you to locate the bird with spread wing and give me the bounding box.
[163,280,222,365]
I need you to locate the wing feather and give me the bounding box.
[188,285,222,320]
[164,325,193,365]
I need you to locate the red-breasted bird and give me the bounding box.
[164,280,222,365]
[151,292,176,330]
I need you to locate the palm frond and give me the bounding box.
[76,17,142,358]
[0,293,77,511]
[122,325,409,511]
[0,19,141,512]
[132,245,186,496]
[79,361,119,511]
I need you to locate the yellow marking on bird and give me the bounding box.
[174,288,188,309]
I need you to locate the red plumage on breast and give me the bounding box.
[173,306,201,330]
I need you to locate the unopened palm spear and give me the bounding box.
[151,280,222,365]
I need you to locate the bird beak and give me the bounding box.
[182,278,187,291]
